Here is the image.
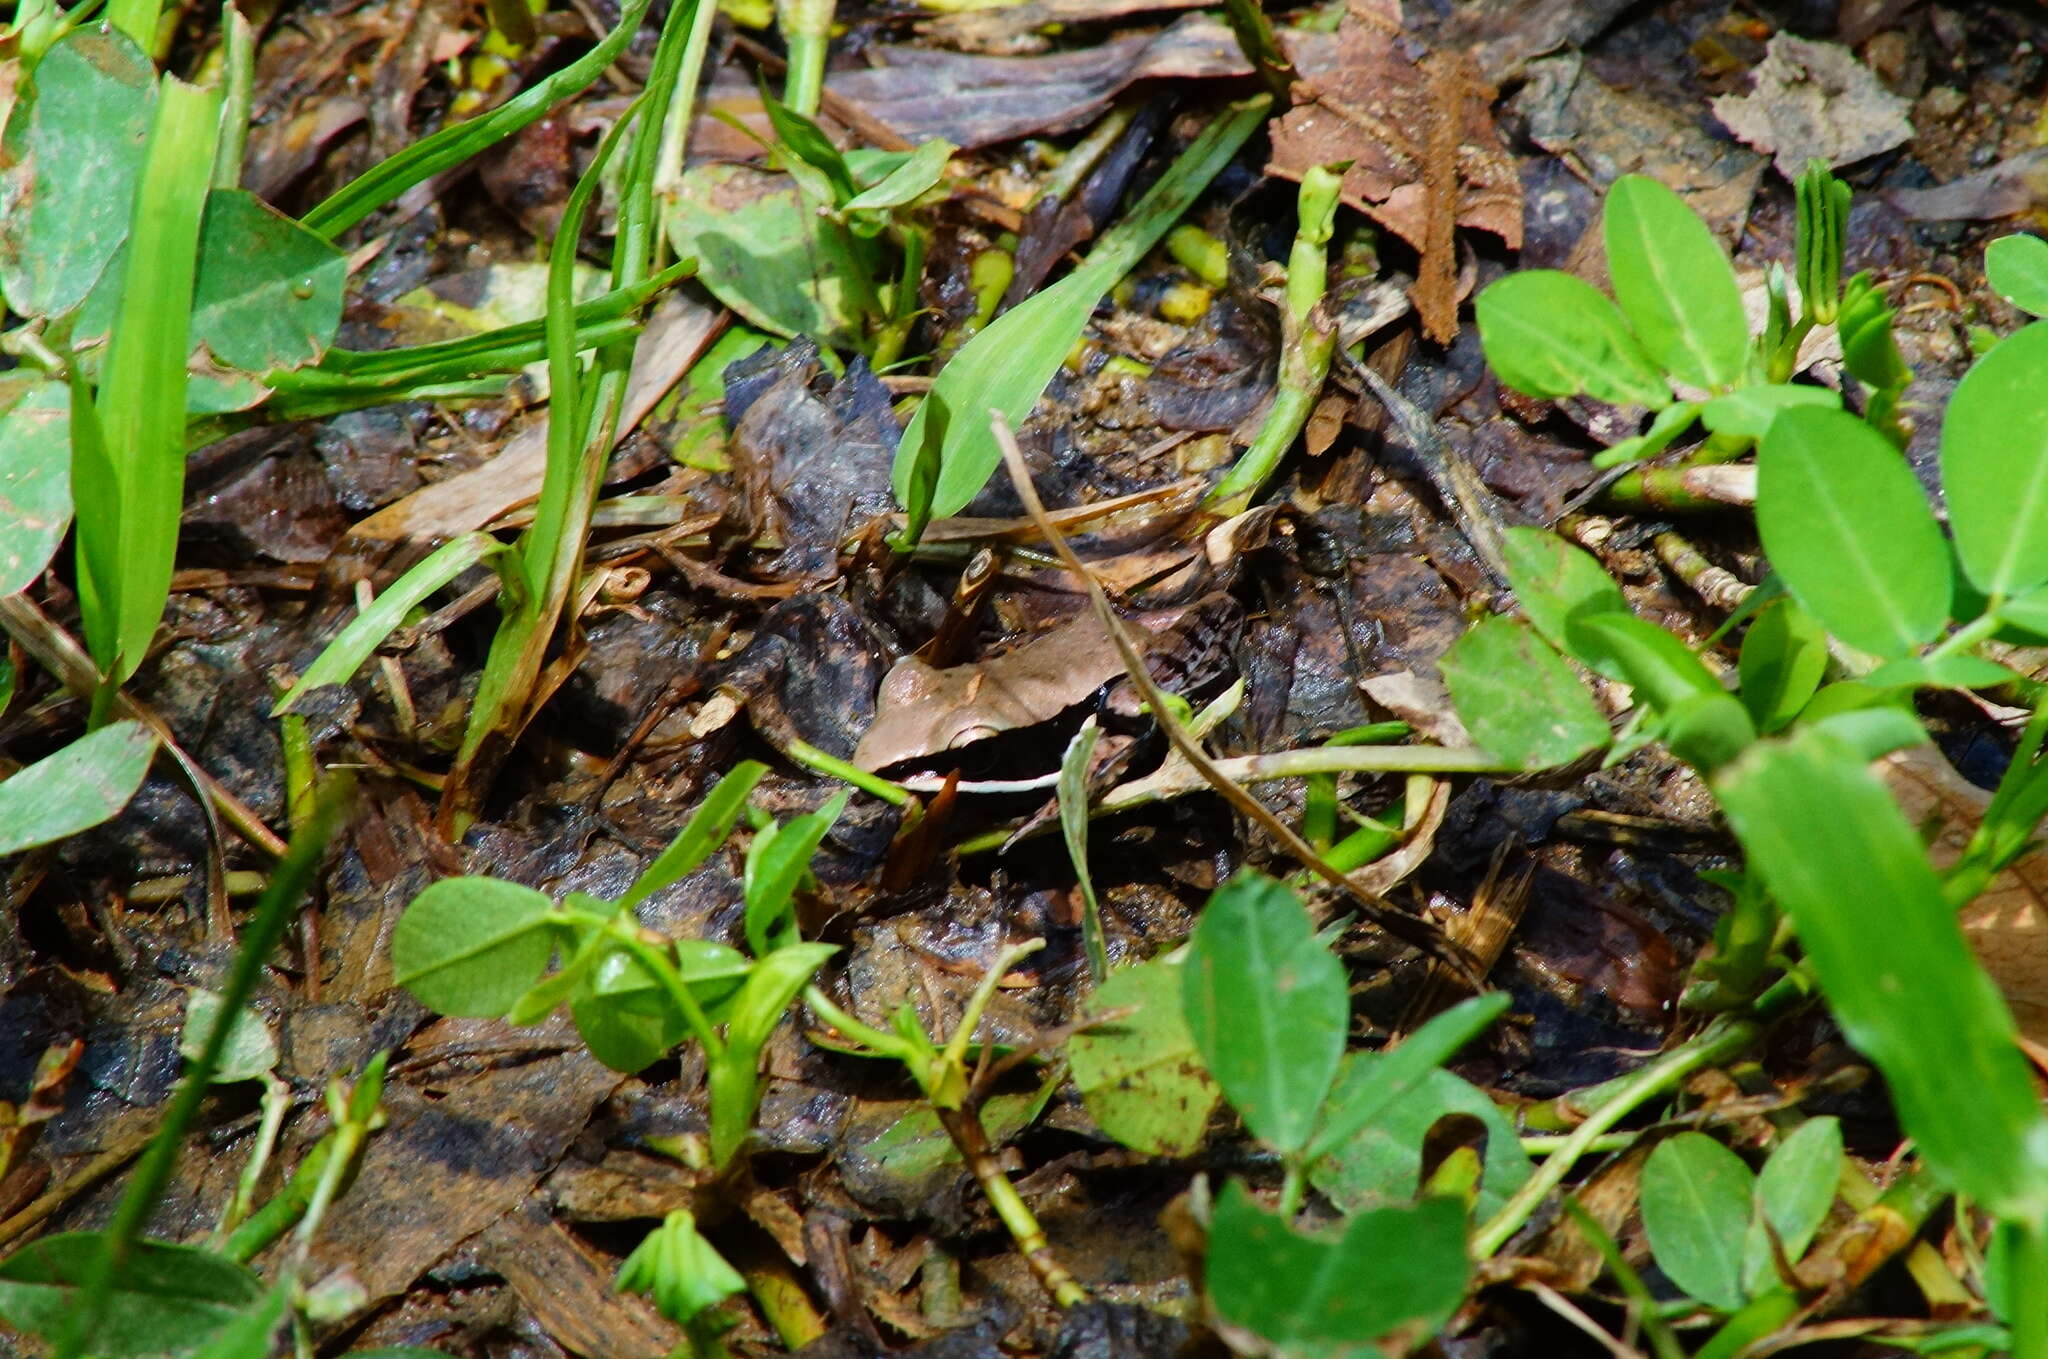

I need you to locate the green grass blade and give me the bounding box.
[1715,728,2048,1222]
[894,95,1269,518]
[78,74,218,685]
[299,0,652,240]
[270,532,504,716]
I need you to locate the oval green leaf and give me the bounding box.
[1474,270,1671,408]
[1308,1053,1533,1223]
[0,719,157,857]
[1741,1116,1842,1296]
[1641,1132,1757,1311]
[0,1232,264,1356]
[0,380,73,596]
[1758,406,1949,656]
[1069,957,1221,1157]
[1986,235,2048,317]
[1499,527,1632,677]
[1603,175,1749,391]
[392,876,556,1018]
[1942,320,2048,597]
[1700,384,1841,441]
[570,946,689,1073]
[1207,1182,1470,1349]
[0,27,157,319]
[1440,616,1609,769]
[1182,873,1346,1156]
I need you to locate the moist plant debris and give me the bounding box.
[14,3,2048,1358]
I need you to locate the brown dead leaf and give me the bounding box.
[1270,0,1523,343]
[1878,743,2048,1048]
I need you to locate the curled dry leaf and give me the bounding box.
[1877,743,2048,1049]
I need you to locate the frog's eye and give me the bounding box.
[950,723,1000,748]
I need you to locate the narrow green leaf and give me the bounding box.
[1695,1289,1802,1359]
[1603,175,1749,390]
[1714,728,2048,1220]
[1440,617,1609,769]
[80,74,219,685]
[1499,527,1632,678]
[1942,320,2048,597]
[1700,384,1841,441]
[1058,718,1109,983]
[1757,406,1949,656]
[1069,957,1221,1157]
[1207,1182,1470,1348]
[621,761,768,908]
[392,877,557,1018]
[0,719,156,856]
[1741,1117,1841,1296]
[0,26,156,319]
[1794,159,1850,325]
[190,1282,288,1359]
[843,138,952,213]
[1839,272,1910,396]
[1738,598,1828,734]
[273,532,503,715]
[1641,1132,1756,1311]
[301,0,654,238]
[1591,399,1700,469]
[743,790,849,957]
[1986,235,2048,317]
[0,1234,264,1357]
[1474,270,1671,408]
[1181,872,1346,1155]
[0,381,73,597]
[895,96,1269,517]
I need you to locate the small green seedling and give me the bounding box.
[391,762,840,1168]
[616,1207,747,1359]
[1069,872,1512,1354]
[670,87,950,366]
[1474,162,1909,468]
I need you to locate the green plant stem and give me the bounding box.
[1472,973,1809,1259]
[776,0,834,117]
[222,1134,331,1263]
[287,1052,388,1274]
[654,0,723,214]
[103,0,159,52]
[1207,164,1342,510]
[786,739,913,806]
[1929,605,2008,662]
[2012,1220,2048,1359]
[213,4,255,189]
[215,1074,291,1243]
[52,776,351,1359]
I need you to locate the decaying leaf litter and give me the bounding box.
[8,0,2048,1354]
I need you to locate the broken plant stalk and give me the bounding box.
[1208,163,1343,511]
[801,939,1088,1308]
